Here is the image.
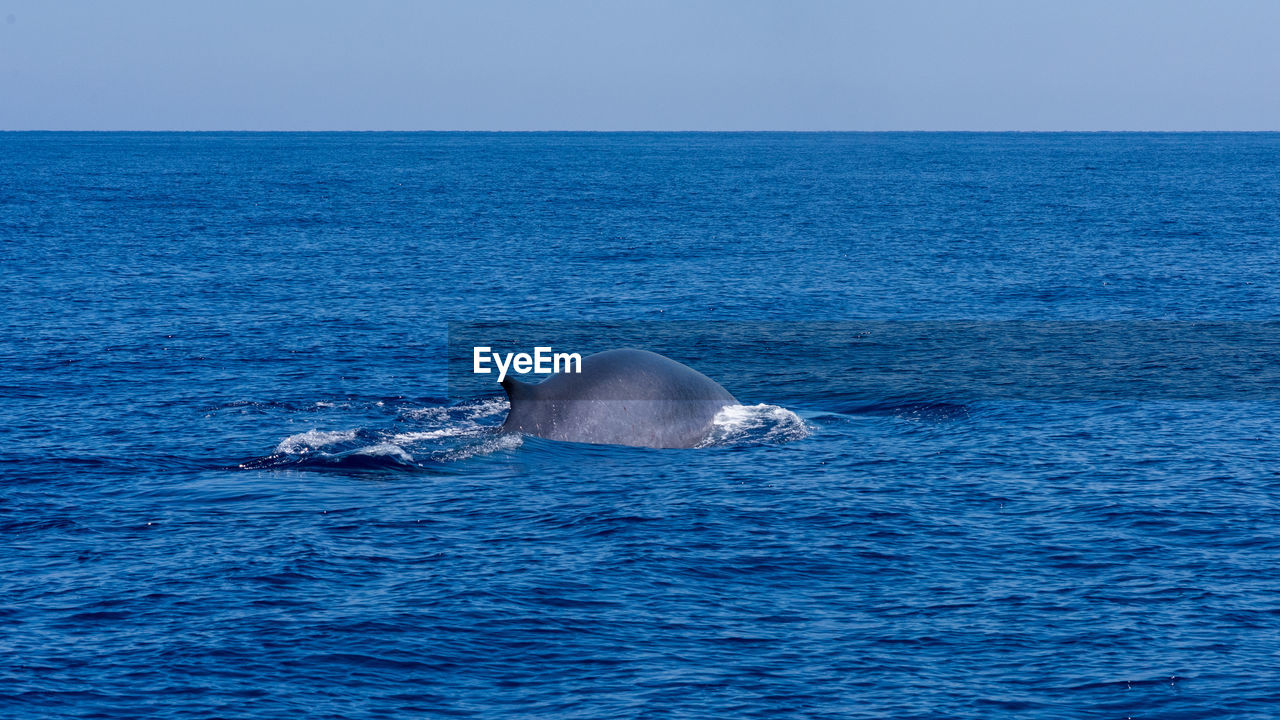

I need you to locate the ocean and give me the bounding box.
[3,132,1279,718]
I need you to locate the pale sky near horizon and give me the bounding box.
[1,0,1277,131]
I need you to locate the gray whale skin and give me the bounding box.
[499,348,738,449]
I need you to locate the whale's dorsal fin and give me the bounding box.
[500,376,536,405]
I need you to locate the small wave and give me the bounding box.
[399,397,508,422]
[398,406,450,422]
[462,397,510,420]
[838,400,971,421]
[698,404,810,447]
[244,397,518,472]
[435,431,523,461]
[353,442,414,463]
[388,428,476,443]
[275,429,360,454]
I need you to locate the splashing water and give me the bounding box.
[243,398,521,471]
[249,396,806,470]
[697,403,810,447]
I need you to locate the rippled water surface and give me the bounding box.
[3,133,1280,719]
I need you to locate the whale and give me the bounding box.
[499,348,738,449]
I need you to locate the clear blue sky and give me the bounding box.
[2,0,1277,130]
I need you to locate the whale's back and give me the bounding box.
[500,348,737,449]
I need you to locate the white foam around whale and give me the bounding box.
[698,403,810,447]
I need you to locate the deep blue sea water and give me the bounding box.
[3,132,1280,719]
